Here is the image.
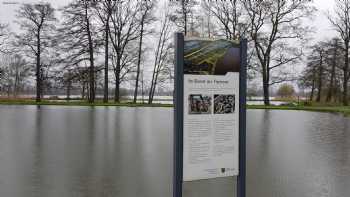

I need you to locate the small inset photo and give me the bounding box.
[214,94,235,114]
[188,94,212,114]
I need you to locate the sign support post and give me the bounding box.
[238,39,247,197]
[174,32,184,197]
[174,32,247,197]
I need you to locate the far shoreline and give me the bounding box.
[0,99,349,117]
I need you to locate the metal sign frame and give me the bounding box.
[173,32,247,197]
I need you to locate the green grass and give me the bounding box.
[0,99,173,108]
[1,99,350,116]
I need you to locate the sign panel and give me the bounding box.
[173,33,246,197]
[182,38,241,181]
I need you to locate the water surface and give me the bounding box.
[0,106,349,197]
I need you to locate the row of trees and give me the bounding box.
[300,0,350,105]
[173,0,315,105]
[0,0,174,104]
[1,0,350,105]
[300,38,347,103]
[173,0,350,105]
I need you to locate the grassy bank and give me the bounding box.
[247,105,350,116]
[1,99,350,116]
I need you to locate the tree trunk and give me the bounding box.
[310,79,315,101]
[66,80,71,101]
[133,16,145,104]
[7,83,10,97]
[182,1,187,35]
[114,56,120,103]
[262,63,270,105]
[141,71,144,103]
[36,30,41,102]
[103,8,111,103]
[326,43,337,102]
[86,5,95,103]
[150,73,158,104]
[316,53,323,102]
[343,40,349,106]
[263,80,269,105]
[207,11,211,38]
[14,66,19,98]
[148,66,156,104]
[103,13,110,103]
[114,75,119,103]
[82,82,86,100]
[150,66,162,104]
[310,67,317,101]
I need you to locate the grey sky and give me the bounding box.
[0,0,341,90]
[0,0,338,41]
[0,0,70,31]
[313,0,337,41]
[0,0,69,22]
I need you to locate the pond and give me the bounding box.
[0,106,349,197]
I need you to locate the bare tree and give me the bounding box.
[202,0,248,39]
[149,11,173,104]
[0,55,12,96]
[328,0,350,105]
[0,23,10,53]
[243,0,314,105]
[11,55,30,97]
[16,3,56,102]
[95,1,116,103]
[301,39,345,103]
[299,63,317,101]
[59,0,100,103]
[0,24,9,86]
[109,0,140,102]
[325,38,343,102]
[0,54,30,97]
[198,1,214,38]
[110,46,138,96]
[169,0,198,36]
[133,1,155,103]
[84,0,97,103]
[315,47,325,102]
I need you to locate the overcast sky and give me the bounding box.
[0,0,341,90]
[0,0,69,24]
[0,0,338,42]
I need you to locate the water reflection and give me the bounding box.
[0,106,172,197]
[0,106,349,197]
[247,110,350,197]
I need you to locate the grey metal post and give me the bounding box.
[237,39,247,197]
[174,32,184,197]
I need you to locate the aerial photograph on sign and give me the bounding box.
[184,39,240,75]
